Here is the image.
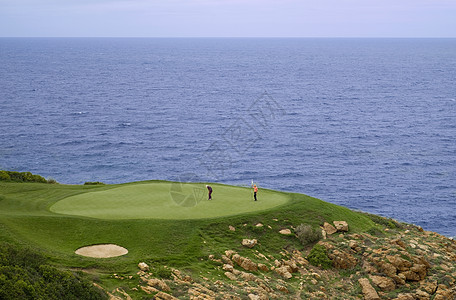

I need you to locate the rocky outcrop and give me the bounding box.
[328,249,357,269]
[369,275,395,291]
[117,221,456,300]
[358,278,380,300]
[274,266,292,279]
[323,222,337,235]
[333,221,349,232]
[232,254,258,272]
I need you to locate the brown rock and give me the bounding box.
[329,249,357,269]
[224,272,237,281]
[415,289,431,300]
[225,250,236,258]
[373,259,397,277]
[333,221,349,232]
[232,254,258,272]
[400,270,420,281]
[391,239,407,249]
[282,260,299,273]
[276,284,289,293]
[369,275,396,291]
[362,261,378,274]
[392,274,406,286]
[140,285,158,294]
[393,293,414,300]
[279,229,292,235]
[358,278,380,300]
[348,240,360,250]
[241,258,258,272]
[154,291,179,300]
[258,263,269,272]
[386,255,412,272]
[400,263,428,281]
[275,266,292,279]
[242,239,258,248]
[321,228,327,239]
[138,262,149,271]
[410,264,428,280]
[434,284,455,300]
[188,287,216,300]
[232,269,241,275]
[420,280,437,294]
[223,264,234,272]
[317,241,334,250]
[232,254,242,265]
[221,255,232,265]
[240,271,257,282]
[323,222,337,235]
[145,278,170,292]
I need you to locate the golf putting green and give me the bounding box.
[50,182,290,220]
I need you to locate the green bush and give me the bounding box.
[155,266,172,279]
[365,213,401,229]
[307,244,332,269]
[84,182,105,185]
[367,227,385,237]
[0,243,106,299]
[47,178,58,184]
[0,171,10,181]
[295,224,322,246]
[0,170,48,183]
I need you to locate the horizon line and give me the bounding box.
[1,36,456,39]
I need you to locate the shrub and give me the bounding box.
[84,182,105,185]
[47,177,58,184]
[0,170,10,181]
[155,266,172,279]
[0,170,48,183]
[366,213,401,229]
[295,224,322,246]
[0,243,106,299]
[307,244,332,269]
[367,227,385,237]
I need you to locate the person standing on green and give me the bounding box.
[206,185,213,200]
[253,184,258,201]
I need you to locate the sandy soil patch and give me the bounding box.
[75,244,128,258]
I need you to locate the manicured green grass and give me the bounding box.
[0,181,376,275]
[49,182,290,220]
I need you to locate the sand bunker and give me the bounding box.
[75,244,128,258]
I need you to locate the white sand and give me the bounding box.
[75,244,128,258]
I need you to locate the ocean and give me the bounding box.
[1,38,455,236]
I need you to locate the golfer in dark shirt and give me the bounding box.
[206,185,212,200]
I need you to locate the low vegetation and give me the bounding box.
[307,243,332,269]
[83,181,105,185]
[295,223,322,246]
[0,243,106,299]
[0,170,56,184]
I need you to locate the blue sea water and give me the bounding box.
[1,38,455,237]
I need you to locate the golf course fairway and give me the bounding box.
[50,182,290,220]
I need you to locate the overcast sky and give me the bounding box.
[1,0,455,37]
